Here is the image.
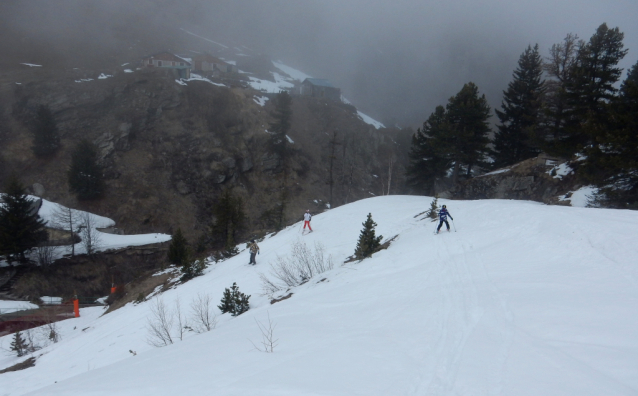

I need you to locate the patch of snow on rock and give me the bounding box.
[357,111,385,129]
[549,162,574,179]
[253,96,269,106]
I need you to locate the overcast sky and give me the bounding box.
[3,0,638,127]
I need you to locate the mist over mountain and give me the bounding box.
[2,0,638,127]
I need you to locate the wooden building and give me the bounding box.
[141,52,191,79]
[191,54,237,75]
[300,78,341,102]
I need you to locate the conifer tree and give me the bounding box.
[426,197,439,220]
[492,44,545,168]
[218,282,250,316]
[167,228,189,266]
[0,177,47,263]
[211,189,245,255]
[354,213,383,259]
[31,105,60,157]
[581,60,638,207]
[542,33,582,156]
[68,140,105,200]
[269,91,292,158]
[564,23,628,154]
[445,82,492,183]
[406,106,451,194]
[10,331,29,357]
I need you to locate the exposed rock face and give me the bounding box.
[446,155,577,204]
[0,68,408,241]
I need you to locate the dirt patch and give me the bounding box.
[103,269,178,314]
[0,357,36,374]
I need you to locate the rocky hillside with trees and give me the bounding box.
[0,65,410,248]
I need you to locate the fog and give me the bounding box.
[2,0,638,127]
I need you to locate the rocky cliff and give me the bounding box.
[445,154,582,205]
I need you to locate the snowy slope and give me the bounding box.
[1,196,638,395]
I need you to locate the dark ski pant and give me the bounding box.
[249,252,257,265]
[437,219,450,232]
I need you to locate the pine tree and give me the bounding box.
[211,189,245,255]
[564,23,628,155]
[445,82,492,183]
[68,140,105,200]
[406,106,452,194]
[167,228,189,266]
[426,196,439,220]
[10,331,29,357]
[580,60,638,207]
[542,33,582,156]
[218,282,250,316]
[0,177,47,263]
[269,91,292,158]
[354,213,383,259]
[31,105,60,157]
[492,44,545,168]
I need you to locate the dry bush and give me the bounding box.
[260,240,333,295]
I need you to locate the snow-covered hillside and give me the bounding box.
[1,196,637,395]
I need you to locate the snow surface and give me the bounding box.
[549,162,574,179]
[247,72,294,93]
[273,61,311,81]
[253,95,269,106]
[482,168,511,176]
[123,69,134,73]
[0,301,38,314]
[1,196,637,395]
[559,185,598,207]
[357,110,385,129]
[179,28,228,49]
[20,63,42,67]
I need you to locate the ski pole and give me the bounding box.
[452,219,457,232]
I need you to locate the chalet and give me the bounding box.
[300,78,341,102]
[191,53,237,75]
[141,52,191,79]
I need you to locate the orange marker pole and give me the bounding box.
[73,292,80,318]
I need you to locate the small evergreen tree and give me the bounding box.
[218,282,250,316]
[10,331,29,357]
[0,177,48,263]
[354,213,383,259]
[31,105,60,157]
[167,228,189,267]
[68,140,105,200]
[426,197,439,220]
[180,258,206,281]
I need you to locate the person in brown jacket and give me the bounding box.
[248,240,260,265]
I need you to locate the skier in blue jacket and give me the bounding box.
[437,205,453,233]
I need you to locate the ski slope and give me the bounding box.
[1,196,637,396]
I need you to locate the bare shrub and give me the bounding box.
[251,312,278,353]
[51,205,81,256]
[79,212,102,256]
[174,298,187,341]
[260,240,333,295]
[190,293,217,333]
[146,298,174,347]
[34,244,56,268]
